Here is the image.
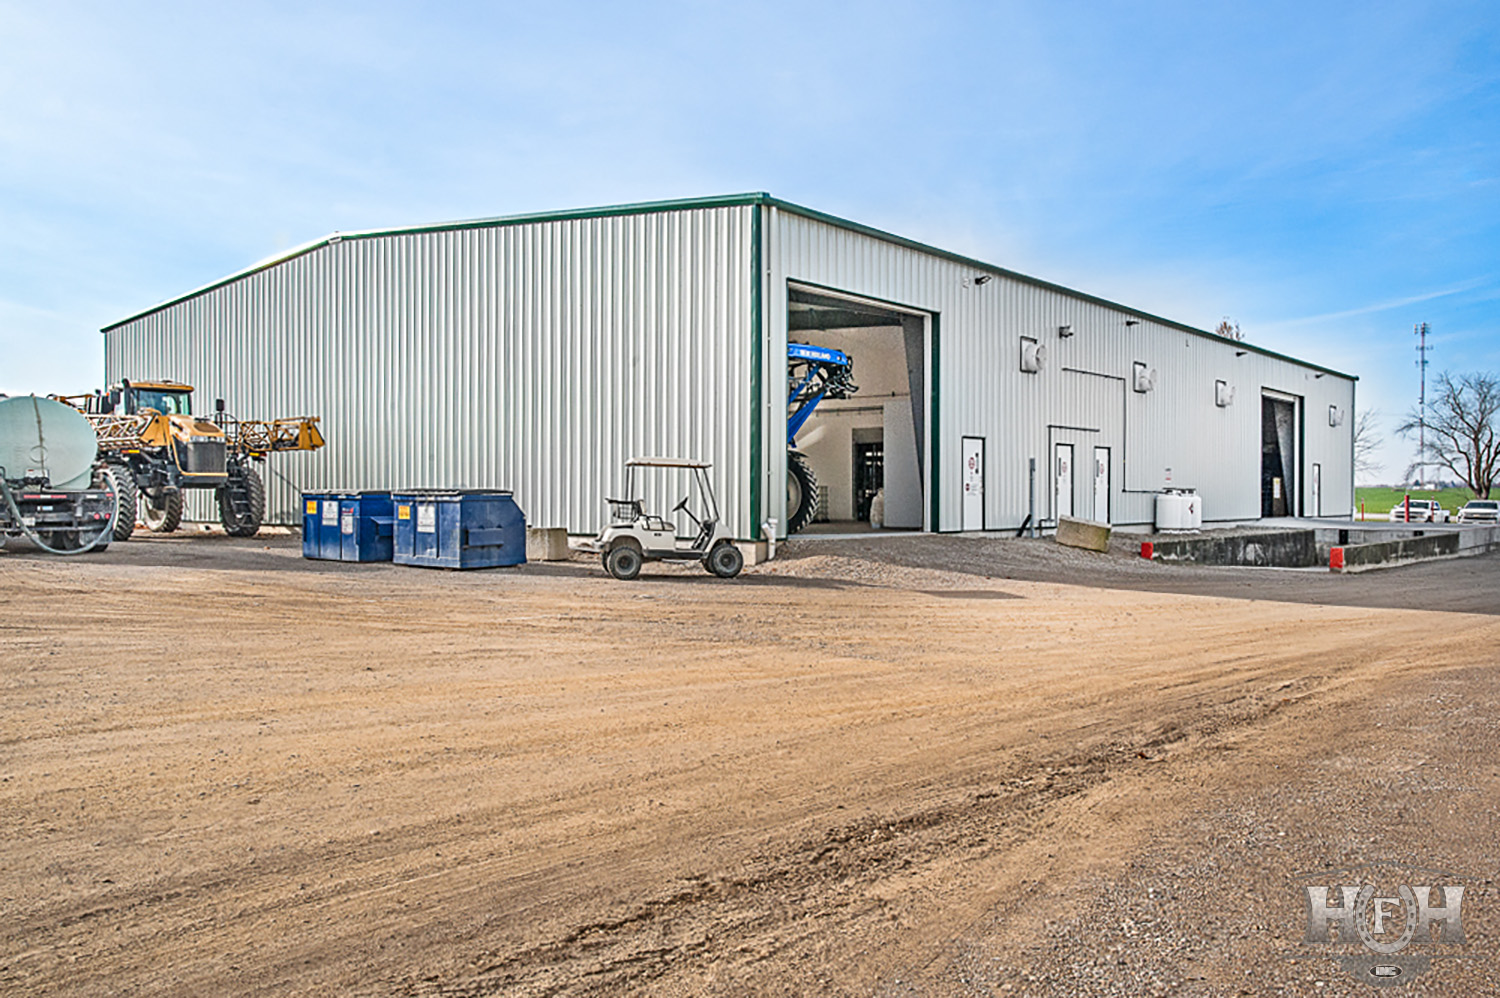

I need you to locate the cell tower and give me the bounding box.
[1415,322,1431,486]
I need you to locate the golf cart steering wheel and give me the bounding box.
[672,495,700,525]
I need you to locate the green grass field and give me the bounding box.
[1355,486,1480,519]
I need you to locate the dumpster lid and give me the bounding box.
[393,489,515,497]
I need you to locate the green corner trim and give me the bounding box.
[930,313,942,532]
[749,203,763,540]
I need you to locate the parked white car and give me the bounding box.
[1388,499,1450,523]
[1456,499,1499,524]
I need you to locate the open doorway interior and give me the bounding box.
[1261,393,1299,517]
[786,285,927,533]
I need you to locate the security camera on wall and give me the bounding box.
[1020,336,1047,374]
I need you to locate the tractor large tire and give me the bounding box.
[219,465,265,537]
[95,462,138,541]
[786,451,818,534]
[141,490,184,533]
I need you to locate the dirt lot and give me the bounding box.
[2,531,1498,996]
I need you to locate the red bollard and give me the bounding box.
[1140,541,1154,560]
[1330,547,1345,571]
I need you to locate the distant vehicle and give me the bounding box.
[1388,499,1450,523]
[1456,499,1499,524]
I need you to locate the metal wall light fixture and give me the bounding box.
[1132,361,1156,392]
[1020,336,1047,373]
[1058,324,1074,338]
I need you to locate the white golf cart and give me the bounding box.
[587,457,744,580]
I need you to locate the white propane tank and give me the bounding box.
[1154,489,1202,532]
[0,395,98,490]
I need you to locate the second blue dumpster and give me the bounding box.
[392,490,527,569]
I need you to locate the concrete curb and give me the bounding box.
[1329,525,1500,573]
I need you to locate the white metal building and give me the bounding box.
[103,193,1357,539]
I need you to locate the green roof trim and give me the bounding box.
[99,192,1358,381]
[100,193,772,332]
[761,197,1356,381]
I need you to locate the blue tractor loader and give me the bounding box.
[785,342,858,533]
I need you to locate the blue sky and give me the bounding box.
[2,1,1496,481]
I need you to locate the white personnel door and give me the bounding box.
[1093,446,1110,524]
[1054,443,1074,520]
[961,436,984,531]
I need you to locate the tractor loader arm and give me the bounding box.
[231,416,325,456]
[83,413,166,451]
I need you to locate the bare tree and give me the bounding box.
[1353,408,1381,479]
[1396,372,1500,498]
[1214,317,1244,341]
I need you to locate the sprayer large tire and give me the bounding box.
[141,490,184,533]
[96,463,137,541]
[220,466,265,537]
[786,451,818,534]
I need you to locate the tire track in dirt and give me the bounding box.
[3,539,1498,996]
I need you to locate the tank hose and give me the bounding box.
[0,469,117,556]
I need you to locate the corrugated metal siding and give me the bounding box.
[768,207,1357,530]
[105,207,755,536]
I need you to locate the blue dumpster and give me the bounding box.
[392,490,527,569]
[301,492,345,560]
[302,491,394,561]
[340,492,395,562]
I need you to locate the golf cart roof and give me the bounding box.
[626,457,711,469]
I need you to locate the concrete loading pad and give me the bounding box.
[1140,520,1500,572]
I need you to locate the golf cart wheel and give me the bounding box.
[705,542,744,578]
[605,543,644,581]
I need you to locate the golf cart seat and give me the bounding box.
[606,497,644,524]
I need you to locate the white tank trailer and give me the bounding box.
[0,395,117,554]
